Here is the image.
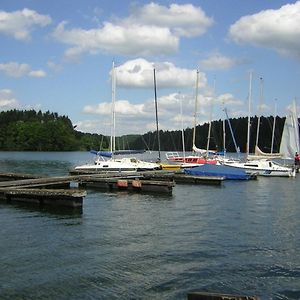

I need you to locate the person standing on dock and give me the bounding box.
[294,152,300,173]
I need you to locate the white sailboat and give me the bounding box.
[279,100,300,159]
[248,91,282,160]
[75,62,161,173]
[223,72,295,177]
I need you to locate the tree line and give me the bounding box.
[0,110,108,151]
[131,115,287,153]
[0,109,289,153]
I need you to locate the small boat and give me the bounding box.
[75,155,161,173]
[184,164,256,180]
[166,70,218,166]
[74,62,160,173]
[223,158,295,177]
[223,75,296,177]
[166,152,217,165]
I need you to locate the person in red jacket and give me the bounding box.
[295,152,300,173]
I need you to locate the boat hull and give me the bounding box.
[223,159,295,177]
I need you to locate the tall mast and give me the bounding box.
[192,70,200,150]
[223,118,226,157]
[153,68,161,161]
[271,99,277,153]
[206,77,215,156]
[110,61,116,154]
[180,93,186,160]
[255,77,263,150]
[246,71,252,158]
[222,100,226,157]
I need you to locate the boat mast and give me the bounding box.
[255,77,263,150]
[246,71,253,158]
[110,61,116,155]
[223,118,226,157]
[224,107,240,158]
[270,99,277,153]
[206,78,215,157]
[153,68,161,161]
[192,70,200,151]
[292,99,300,153]
[180,93,186,160]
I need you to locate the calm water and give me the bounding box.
[0,152,299,300]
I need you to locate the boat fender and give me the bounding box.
[117,180,128,188]
[132,180,142,188]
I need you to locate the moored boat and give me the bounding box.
[75,155,161,173]
[184,164,256,180]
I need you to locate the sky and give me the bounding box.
[1,0,300,136]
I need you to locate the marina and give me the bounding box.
[1,1,300,299]
[0,151,299,299]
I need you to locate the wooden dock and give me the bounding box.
[0,170,177,208]
[77,176,174,193]
[0,173,86,208]
[70,169,225,186]
[2,188,86,208]
[0,168,224,209]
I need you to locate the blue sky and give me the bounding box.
[0,0,300,135]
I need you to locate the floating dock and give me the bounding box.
[0,173,86,208]
[0,170,178,209]
[0,167,225,209]
[1,188,86,208]
[70,169,225,186]
[77,176,174,193]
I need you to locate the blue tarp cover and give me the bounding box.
[184,164,251,180]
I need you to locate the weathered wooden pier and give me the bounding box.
[0,169,224,209]
[0,173,87,208]
[70,169,225,186]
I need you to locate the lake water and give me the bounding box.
[0,152,299,299]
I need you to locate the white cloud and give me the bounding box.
[47,61,63,72]
[83,100,145,116]
[29,70,47,77]
[200,51,246,70]
[53,21,178,60]
[0,62,47,78]
[116,58,207,89]
[229,2,300,59]
[216,93,244,106]
[0,8,51,41]
[0,89,21,110]
[53,3,213,59]
[128,2,214,37]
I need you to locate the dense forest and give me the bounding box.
[0,110,107,151]
[131,115,286,153]
[0,109,289,153]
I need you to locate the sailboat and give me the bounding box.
[166,70,217,166]
[279,100,300,159]
[222,72,295,177]
[248,83,282,160]
[74,62,161,173]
